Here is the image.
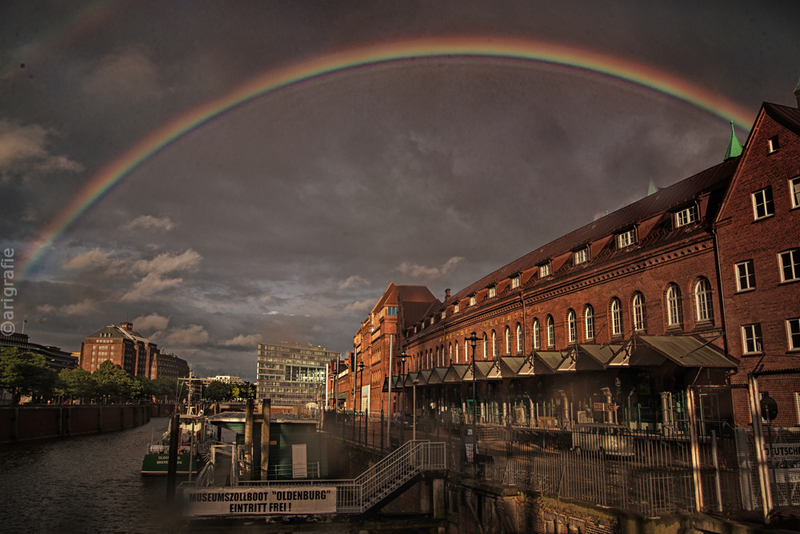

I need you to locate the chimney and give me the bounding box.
[445,288,451,299]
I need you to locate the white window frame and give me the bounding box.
[488,286,496,298]
[504,326,510,354]
[454,341,460,364]
[787,318,800,351]
[768,135,780,153]
[735,261,756,292]
[791,176,800,209]
[539,263,551,278]
[611,299,622,337]
[584,306,594,341]
[617,229,636,249]
[752,187,774,220]
[574,248,588,265]
[454,302,460,313]
[675,205,697,227]
[511,276,520,289]
[546,316,555,348]
[492,330,498,358]
[694,278,714,323]
[779,249,800,282]
[482,333,488,360]
[632,293,645,332]
[469,295,476,306]
[567,310,577,344]
[666,284,683,327]
[533,319,540,350]
[516,323,522,353]
[741,324,763,355]
[441,310,446,320]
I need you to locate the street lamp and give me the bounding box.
[400,351,407,444]
[466,332,479,424]
[358,360,365,444]
[466,331,480,465]
[413,378,419,441]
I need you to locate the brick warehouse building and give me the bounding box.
[80,321,189,379]
[357,84,800,432]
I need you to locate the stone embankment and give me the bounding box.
[0,404,165,443]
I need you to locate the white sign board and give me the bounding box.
[184,487,337,517]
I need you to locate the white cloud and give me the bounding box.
[131,313,170,332]
[63,248,114,270]
[343,299,374,313]
[132,249,201,276]
[394,256,465,280]
[0,120,83,180]
[121,273,183,302]
[37,299,95,316]
[339,275,369,290]
[81,47,162,101]
[155,324,209,347]
[123,215,175,232]
[222,334,262,347]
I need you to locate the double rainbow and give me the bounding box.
[19,37,754,279]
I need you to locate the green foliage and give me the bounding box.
[0,347,58,403]
[56,368,96,400]
[204,380,231,401]
[92,360,141,402]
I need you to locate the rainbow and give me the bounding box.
[19,36,755,279]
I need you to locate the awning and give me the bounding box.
[633,335,735,368]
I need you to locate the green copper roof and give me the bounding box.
[724,121,743,160]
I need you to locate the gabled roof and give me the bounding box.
[447,158,737,304]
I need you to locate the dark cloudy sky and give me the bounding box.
[1,1,798,381]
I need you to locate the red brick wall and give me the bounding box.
[716,108,800,425]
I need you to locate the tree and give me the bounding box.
[204,380,231,401]
[0,347,58,403]
[92,361,141,403]
[55,368,96,402]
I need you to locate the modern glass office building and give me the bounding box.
[257,341,340,408]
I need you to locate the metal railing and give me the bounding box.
[229,440,445,514]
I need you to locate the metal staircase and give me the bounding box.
[227,440,446,515]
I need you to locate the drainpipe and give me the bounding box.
[710,228,729,362]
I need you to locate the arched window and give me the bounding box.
[516,323,523,354]
[492,330,497,358]
[695,278,714,322]
[666,284,683,327]
[567,309,577,344]
[584,305,594,340]
[448,343,453,365]
[482,333,488,359]
[454,341,459,364]
[632,293,646,332]
[546,315,555,347]
[505,326,511,354]
[611,298,622,336]
[533,319,541,350]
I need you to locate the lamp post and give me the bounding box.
[358,360,365,443]
[400,351,406,444]
[413,378,419,441]
[466,331,479,465]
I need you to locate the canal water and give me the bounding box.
[0,417,182,534]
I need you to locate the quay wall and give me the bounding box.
[0,404,151,443]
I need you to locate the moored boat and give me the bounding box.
[141,407,214,475]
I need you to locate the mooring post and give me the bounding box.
[244,399,254,480]
[261,399,271,480]
[166,406,180,504]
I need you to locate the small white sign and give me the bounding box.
[184,487,336,517]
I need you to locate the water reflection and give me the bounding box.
[0,417,182,534]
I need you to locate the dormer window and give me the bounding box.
[488,286,496,298]
[469,294,476,306]
[617,228,636,249]
[574,247,588,265]
[454,302,460,313]
[539,262,551,278]
[675,205,697,227]
[441,310,446,320]
[511,275,520,289]
[768,135,780,154]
